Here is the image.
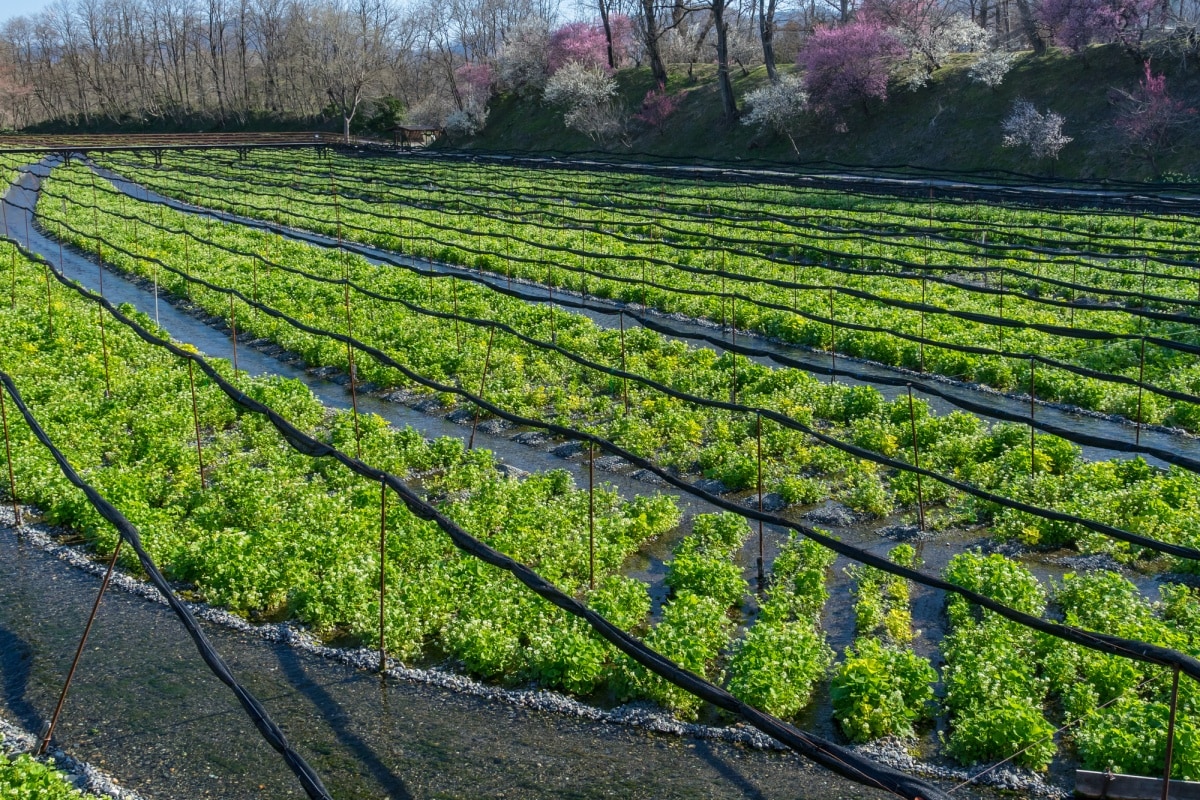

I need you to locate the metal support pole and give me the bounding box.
[451,277,461,352]
[919,277,927,373]
[188,360,206,489]
[756,413,764,586]
[829,288,836,383]
[1137,336,1147,446]
[1,392,20,529]
[229,293,239,377]
[344,281,361,458]
[1163,666,1181,800]
[468,327,496,450]
[907,385,925,531]
[98,307,112,398]
[379,479,387,673]
[619,311,629,413]
[38,538,124,756]
[589,440,596,591]
[1029,358,1036,476]
[44,263,54,334]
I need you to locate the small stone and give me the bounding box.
[511,431,548,446]
[550,441,584,458]
[495,464,529,480]
[693,478,729,495]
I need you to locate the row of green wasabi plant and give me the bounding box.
[36,164,1200,570]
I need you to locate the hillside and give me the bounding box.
[457,44,1200,182]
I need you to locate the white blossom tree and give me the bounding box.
[543,60,623,140]
[741,74,808,152]
[1002,99,1073,161]
[968,48,1016,89]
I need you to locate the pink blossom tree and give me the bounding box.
[799,21,906,120]
[1114,61,1197,170]
[549,22,611,73]
[633,82,679,131]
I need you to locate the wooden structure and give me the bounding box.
[390,126,444,149]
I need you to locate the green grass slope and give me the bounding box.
[458,45,1200,181]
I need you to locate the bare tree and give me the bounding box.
[311,0,396,142]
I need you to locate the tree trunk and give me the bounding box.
[640,0,669,85]
[598,0,616,69]
[1013,0,1046,54]
[758,0,778,82]
[713,0,737,121]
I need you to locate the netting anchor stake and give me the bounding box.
[468,327,496,450]
[907,385,925,532]
[1,391,20,529]
[38,537,124,757]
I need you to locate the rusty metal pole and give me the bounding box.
[38,538,124,756]
[919,277,927,373]
[756,413,764,586]
[1029,358,1036,476]
[343,280,361,458]
[619,311,629,413]
[1163,665,1181,800]
[188,359,206,489]
[998,268,1005,351]
[1136,336,1147,446]
[468,327,496,450]
[829,288,836,384]
[229,293,239,377]
[98,308,112,398]
[451,277,461,353]
[1,392,20,529]
[907,385,925,532]
[379,478,387,673]
[183,232,192,302]
[44,262,54,334]
[589,440,596,591]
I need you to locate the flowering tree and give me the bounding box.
[969,48,1017,89]
[862,0,987,89]
[741,74,809,152]
[497,19,551,96]
[544,60,624,141]
[1113,61,1197,169]
[447,62,493,136]
[633,82,679,131]
[800,21,905,119]
[1001,99,1073,161]
[549,22,611,73]
[1037,0,1164,53]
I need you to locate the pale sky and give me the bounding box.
[2,0,58,24]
